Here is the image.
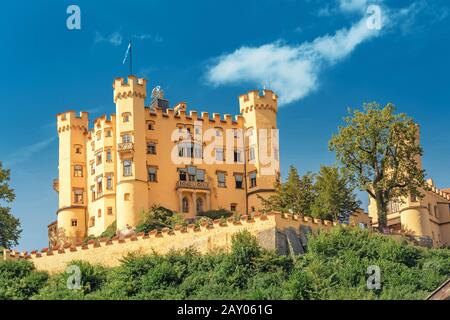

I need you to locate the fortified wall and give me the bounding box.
[3,212,366,274]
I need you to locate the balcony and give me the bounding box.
[53,179,59,193]
[118,142,134,154]
[176,180,210,190]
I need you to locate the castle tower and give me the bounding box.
[400,123,432,242]
[239,89,280,213]
[113,76,149,231]
[56,111,89,244]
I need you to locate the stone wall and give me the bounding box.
[3,212,371,274]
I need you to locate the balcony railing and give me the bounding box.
[118,142,134,153]
[176,180,210,190]
[53,179,59,193]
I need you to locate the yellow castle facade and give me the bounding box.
[51,76,280,245]
[368,127,450,247]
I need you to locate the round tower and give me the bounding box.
[113,76,149,231]
[239,89,280,213]
[56,111,89,244]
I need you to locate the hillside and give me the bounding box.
[1,228,449,300]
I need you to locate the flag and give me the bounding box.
[123,42,131,64]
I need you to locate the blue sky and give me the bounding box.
[1,0,449,251]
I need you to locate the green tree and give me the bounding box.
[329,102,426,231]
[311,166,361,222]
[0,161,21,249]
[261,166,316,215]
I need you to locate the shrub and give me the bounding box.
[198,209,233,220]
[135,206,184,234]
[0,260,48,300]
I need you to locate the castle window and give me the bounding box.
[147,121,155,130]
[90,185,95,200]
[410,194,417,202]
[215,128,222,137]
[74,144,82,154]
[148,166,157,182]
[97,176,103,196]
[122,112,131,123]
[247,128,254,137]
[434,205,438,218]
[96,131,102,141]
[74,165,83,177]
[235,174,243,189]
[147,142,157,155]
[107,207,113,215]
[179,169,187,181]
[233,129,241,138]
[234,149,242,163]
[106,174,113,190]
[230,203,237,212]
[216,148,224,162]
[196,198,204,213]
[124,193,131,201]
[98,209,102,218]
[122,134,132,143]
[178,142,192,158]
[123,160,132,177]
[196,169,205,182]
[106,149,112,162]
[217,171,226,188]
[193,144,203,159]
[89,217,95,227]
[73,188,84,204]
[96,152,102,165]
[105,129,112,137]
[71,219,78,227]
[91,141,95,151]
[182,197,189,213]
[249,146,256,161]
[90,162,95,175]
[249,171,257,188]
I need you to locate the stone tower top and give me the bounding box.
[238,89,278,114]
[113,75,147,102]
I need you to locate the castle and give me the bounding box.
[368,128,450,247]
[50,75,280,246]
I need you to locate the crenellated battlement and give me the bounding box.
[239,89,278,114]
[3,211,372,274]
[57,111,89,133]
[113,76,147,102]
[149,106,245,126]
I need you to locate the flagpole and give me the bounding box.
[129,40,133,76]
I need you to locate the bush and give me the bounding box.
[0,260,48,300]
[2,227,449,300]
[135,206,184,234]
[197,209,233,220]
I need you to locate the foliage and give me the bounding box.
[0,161,22,249]
[311,166,361,222]
[261,165,360,222]
[135,206,184,234]
[329,102,427,230]
[1,229,448,300]
[0,259,48,300]
[197,209,233,220]
[261,166,316,215]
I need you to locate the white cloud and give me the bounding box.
[339,0,368,13]
[132,34,163,43]
[94,31,123,46]
[205,1,431,106]
[206,16,380,106]
[4,137,56,167]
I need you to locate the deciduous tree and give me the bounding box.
[329,102,426,231]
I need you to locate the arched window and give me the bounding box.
[123,160,132,176]
[182,197,189,213]
[196,198,204,213]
